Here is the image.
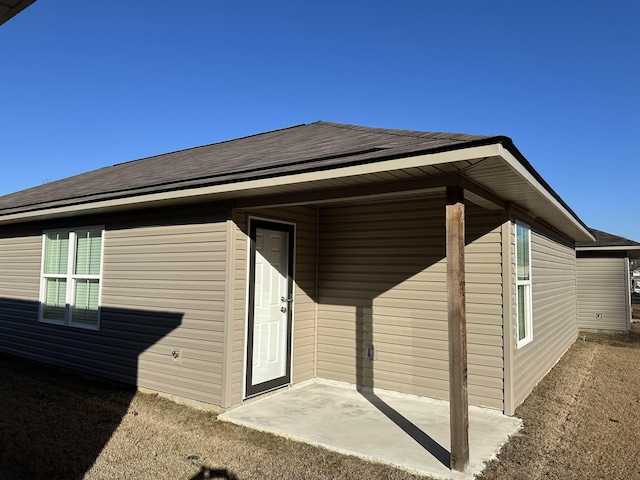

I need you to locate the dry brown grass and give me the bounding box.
[2,331,640,479]
[0,354,426,479]
[478,332,640,480]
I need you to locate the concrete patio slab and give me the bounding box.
[219,380,522,479]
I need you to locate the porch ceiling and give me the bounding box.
[234,146,593,242]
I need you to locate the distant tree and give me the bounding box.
[631,258,640,272]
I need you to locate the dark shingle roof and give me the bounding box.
[577,228,640,248]
[0,121,496,214]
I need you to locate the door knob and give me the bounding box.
[281,306,287,313]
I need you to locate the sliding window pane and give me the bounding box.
[44,233,69,275]
[517,284,530,341]
[43,278,67,321]
[516,224,530,281]
[75,230,102,275]
[72,279,100,326]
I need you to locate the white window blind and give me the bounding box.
[515,222,532,347]
[40,228,104,329]
[44,232,69,275]
[75,230,102,275]
[72,279,100,325]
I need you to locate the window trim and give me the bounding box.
[39,226,105,330]
[515,220,533,348]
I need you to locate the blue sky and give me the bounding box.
[2,1,639,240]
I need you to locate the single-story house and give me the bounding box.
[576,229,640,331]
[0,121,597,468]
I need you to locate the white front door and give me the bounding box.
[246,219,294,396]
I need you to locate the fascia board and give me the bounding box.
[498,145,594,242]
[0,140,595,244]
[0,144,501,225]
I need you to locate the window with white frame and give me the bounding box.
[516,222,532,347]
[40,228,104,329]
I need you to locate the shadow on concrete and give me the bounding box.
[316,198,503,469]
[359,389,451,468]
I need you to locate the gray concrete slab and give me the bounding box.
[219,380,522,479]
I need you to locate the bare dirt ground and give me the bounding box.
[1,328,639,479]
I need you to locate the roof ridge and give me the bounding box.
[313,121,492,142]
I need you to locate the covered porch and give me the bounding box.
[209,127,592,473]
[223,139,580,472]
[233,180,506,472]
[219,380,522,479]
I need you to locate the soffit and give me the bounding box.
[0,121,593,242]
[461,154,592,241]
[0,156,482,225]
[0,122,492,215]
[0,146,593,243]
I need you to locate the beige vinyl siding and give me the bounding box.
[230,206,318,405]
[230,215,247,404]
[101,208,228,405]
[512,225,577,408]
[0,227,42,348]
[0,207,229,406]
[577,256,629,331]
[316,196,505,410]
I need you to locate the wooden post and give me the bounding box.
[446,185,469,471]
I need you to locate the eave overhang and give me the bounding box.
[0,0,36,25]
[576,245,640,259]
[0,139,594,242]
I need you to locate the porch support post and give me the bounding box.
[446,185,469,472]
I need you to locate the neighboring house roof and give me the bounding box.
[576,228,640,258]
[0,0,37,26]
[0,121,594,242]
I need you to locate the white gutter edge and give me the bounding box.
[0,144,500,225]
[0,141,595,244]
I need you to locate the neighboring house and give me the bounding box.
[632,268,640,290]
[0,122,595,426]
[576,230,640,331]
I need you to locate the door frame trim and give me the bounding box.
[244,217,295,398]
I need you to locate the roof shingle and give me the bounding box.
[0,121,495,214]
[577,228,640,248]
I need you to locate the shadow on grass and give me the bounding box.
[0,300,182,479]
[0,353,136,479]
[190,466,239,480]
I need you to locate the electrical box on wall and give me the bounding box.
[366,344,375,361]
